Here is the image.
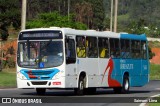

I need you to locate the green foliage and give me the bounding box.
[2,0,160,36]
[6,56,15,68]
[127,19,146,34]
[103,17,110,30]
[7,46,15,55]
[0,71,16,87]
[26,12,87,30]
[0,29,9,41]
[104,0,160,36]
[149,41,160,48]
[0,0,21,40]
[89,0,105,30]
[148,46,155,59]
[150,64,160,80]
[1,60,7,69]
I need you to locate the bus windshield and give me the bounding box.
[17,40,63,68]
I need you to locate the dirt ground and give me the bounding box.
[150,48,160,64]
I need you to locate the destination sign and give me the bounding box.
[19,31,62,40]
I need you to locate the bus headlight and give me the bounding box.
[52,73,60,80]
[17,72,27,80]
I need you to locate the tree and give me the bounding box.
[89,0,105,30]
[127,19,147,34]
[0,0,21,40]
[74,1,93,28]
[26,12,87,30]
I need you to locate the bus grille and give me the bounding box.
[31,81,47,85]
[24,71,54,80]
[27,71,52,75]
[21,68,60,80]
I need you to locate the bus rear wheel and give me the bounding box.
[36,88,46,95]
[113,75,129,94]
[74,76,85,95]
[122,75,129,93]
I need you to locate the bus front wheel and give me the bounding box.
[36,88,46,95]
[74,76,85,95]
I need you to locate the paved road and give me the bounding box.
[0,80,160,106]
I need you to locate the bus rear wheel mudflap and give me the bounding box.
[36,88,46,95]
[113,74,130,94]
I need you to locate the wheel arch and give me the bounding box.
[122,71,130,85]
[77,71,88,88]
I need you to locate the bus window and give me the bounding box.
[98,38,109,58]
[120,39,131,58]
[131,40,141,59]
[65,39,76,64]
[86,37,98,58]
[110,38,120,58]
[76,36,86,58]
[141,41,147,59]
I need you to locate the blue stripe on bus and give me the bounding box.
[20,68,60,80]
[120,34,147,41]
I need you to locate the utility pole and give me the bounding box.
[21,0,27,30]
[110,0,113,32]
[0,40,2,71]
[114,0,118,32]
[68,0,70,21]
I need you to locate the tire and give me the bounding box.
[74,76,85,95]
[36,88,46,95]
[113,75,129,94]
[122,75,129,93]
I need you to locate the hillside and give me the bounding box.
[104,0,160,36]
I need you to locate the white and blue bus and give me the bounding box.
[17,27,149,95]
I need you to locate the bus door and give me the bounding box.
[65,35,77,87]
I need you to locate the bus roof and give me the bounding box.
[120,33,147,41]
[20,28,120,38]
[20,28,147,41]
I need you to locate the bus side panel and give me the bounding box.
[141,59,149,86]
[111,59,148,87]
[100,58,122,88]
[111,59,123,87]
[77,58,99,87]
[99,58,110,87]
[120,59,147,87]
[65,64,78,88]
[130,59,148,87]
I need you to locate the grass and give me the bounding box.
[0,68,16,88]
[150,64,160,80]
[149,103,160,106]
[148,96,160,106]
[149,41,160,48]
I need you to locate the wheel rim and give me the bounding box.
[80,80,84,90]
[125,79,129,90]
